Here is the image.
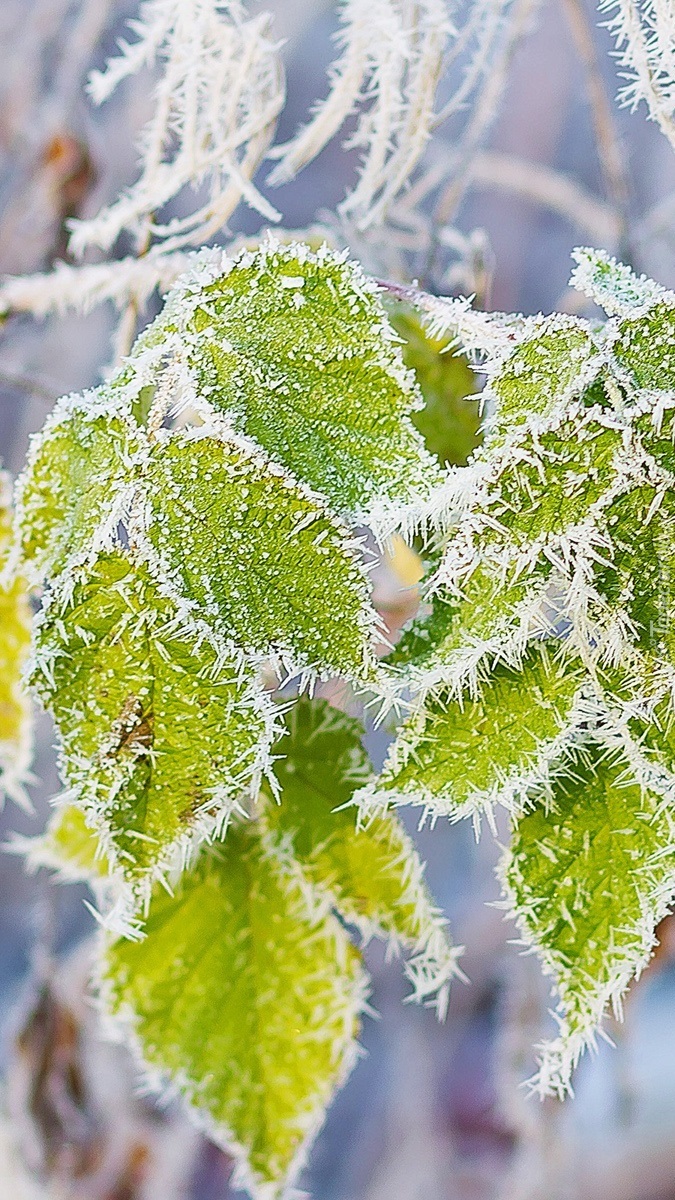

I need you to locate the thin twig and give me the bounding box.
[562,0,631,254]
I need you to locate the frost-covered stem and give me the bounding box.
[562,0,631,251]
[601,0,675,151]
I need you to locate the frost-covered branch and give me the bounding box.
[600,0,675,151]
[69,0,286,257]
[267,0,453,229]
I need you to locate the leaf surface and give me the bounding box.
[503,747,675,1094]
[374,646,585,821]
[32,551,273,894]
[264,698,459,1009]
[15,391,139,582]
[104,829,367,1198]
[176,241,442,518]
[140,426,378,678]
[489,316,599,432]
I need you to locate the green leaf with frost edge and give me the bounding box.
[502,746,675,1096]
[365,645,586,824]
[160,239,443,521]
[13,389,140,584]
[263,697,460,1013]
[31,551,275,902]
[571,249,675,390]
[485,314,601,439]
[103,829,368,1200]
[138,423,379,679]
[485,411,623,547]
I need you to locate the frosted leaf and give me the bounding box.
[570,246,672,318]
[418,561,556,681]
[263,698,460,1013]
[139,424,379,680]
[592,486,675,657]
[371,644,586,822]
[172,240,442,520]
[485,411,623,547]
[103,829,368,1199]
[0,473,32,807]
[487,314,601,437]
[615,303,675,391]
[31,551,274,899]
[503,746,675,1095]
[14,390,140,584]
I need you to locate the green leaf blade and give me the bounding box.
[103,829,367,1198]
[489,316,600,435]
[32,551,274,896]
[140,426,379,679]
[175,241,443,519]
[374,645,585,822]
[264,697,460,1011]
[503,746,675,1095]
[14,391,140,583]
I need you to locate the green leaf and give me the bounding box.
[615,304,675,391]
[592,486,675,657]
[571,248,675,388]
[0,472,32,805]
[103,829,367,1199]
[32,551,274,896]
[169,240,442,519]
[487,412,622,546]
[502,746,675,1095]
[374,644,586,822]
[391,311,481,466]
[14,390,139,583]
[415,560,555,679]
[570,246,666,318]
[263,697,459,1010]
[139,424,378,679]
[488,315,600,434]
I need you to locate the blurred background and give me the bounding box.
[3,1,675,1198]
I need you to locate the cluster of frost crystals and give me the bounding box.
[70,0,285,257]
[359,247,675,1097]
[601,0,675,152]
